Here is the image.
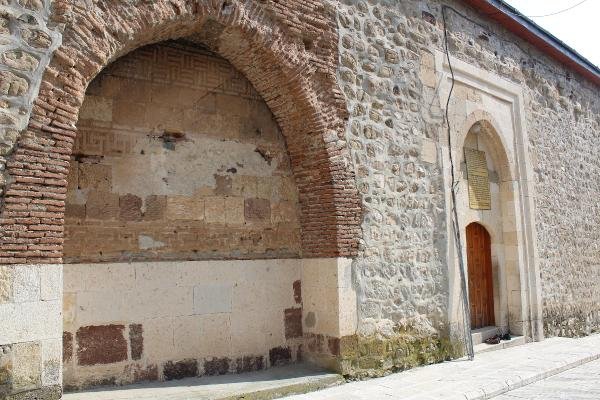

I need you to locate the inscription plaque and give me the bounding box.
[464,148,491,210]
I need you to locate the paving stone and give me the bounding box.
[282,335,600,400]
[62,363,342,400]
[494,358,600,400]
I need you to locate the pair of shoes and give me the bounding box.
[484,335,500,345]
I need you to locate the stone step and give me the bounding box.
[62,363,343,400]
[474,335,527,354]
[471,325,502,345]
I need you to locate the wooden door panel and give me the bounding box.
[466,223,495,329]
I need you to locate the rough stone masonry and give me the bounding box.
[0,0,598,399]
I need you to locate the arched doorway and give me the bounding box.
[444,111,542,345]
[466,223,494,329]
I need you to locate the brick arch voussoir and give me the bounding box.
[0,0,361,264]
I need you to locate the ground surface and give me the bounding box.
[63,334,600,400]
[494,357,600,400]
[283,335,600,400]
[62,363,342,400]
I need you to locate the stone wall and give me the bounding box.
[0,1,63,398]
[336,1,456,375]
[529,81,600,337]
[62,260,303,389]
[0,0,598,394]
[0,0,61,200]
[0,0,361,265]
[422,0,600,338]
[64,40,301,263]
[335,0,599,374]
[0,1,361,397]
[0,264,62,399]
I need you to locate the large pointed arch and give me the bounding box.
[0,0,361,263]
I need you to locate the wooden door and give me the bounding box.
[466,223,495,329]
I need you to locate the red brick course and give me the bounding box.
[0,0,362,264]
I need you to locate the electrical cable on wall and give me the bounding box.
[438,0,585,361]
[483,0,589,19]
[442,5,576,82]
[442,5,475,361]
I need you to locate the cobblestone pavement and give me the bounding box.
[494,357,600,399]
[282,335,600,400]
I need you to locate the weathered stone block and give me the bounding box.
[204,196,225,224]
[214,175,232,195]
[224,196,244,225]
[0,266,13,303]
[421,138,437,164]
[86,191,119,220]
[191,314,231,357]
[0,71,29,96]
[125,363,158,383]
[76,325,127,366]
[138,234,165,250]
[268,346,291,367]
[1,50,39,71]
[203,357,229,376]
[384,49,399,64]
[0,12,9,36]
[40,265,61,301]
[0,345,12,396]
[244,198,270,222]
[420,66,437,88]
[18,0,44,12]
[234,356,264,374]
[129,324,143,361]
[65,203,85,219]
[79,95,113,122]
[163,359,197,381]
[62,332,72,363]
[140,317,175,361]
[13,265,40,303]
[271,201,297,223]
[21,28,51,48]
[62,293,76,331]
[284,307,303,339]
[66,160,79,191]
[216,94,250,118]
[41,339,60,386]
[78,163,111,192]
[143,195,166,220]
[193,284,232,315]
[12,342,41,392]
[0,111,17,125]
[0,301,61,345]
[256,177,271,199]
[8,385,62,400]
[231,175,258,197]
[166,196,204,221]
[119,194,142,221]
